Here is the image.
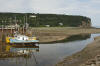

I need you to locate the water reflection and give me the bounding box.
[46,34,91,43]
[0,34,96,66]
[64,34,91,42]
[0,43,39,66]
[7,44,39,54]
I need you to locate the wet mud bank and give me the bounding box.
[56,36,100,66]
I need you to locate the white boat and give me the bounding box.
[6,34,39,44]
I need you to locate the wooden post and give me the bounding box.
[2,20,3,33]
[2,25,3,33]
[9,18,12,34]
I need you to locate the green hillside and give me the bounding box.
[0,13,91,27]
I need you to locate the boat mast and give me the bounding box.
[25,13,28,33]
[23,16,25,34]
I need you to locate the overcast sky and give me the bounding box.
[0,0,100,27]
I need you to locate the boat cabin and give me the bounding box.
[15,35,29,41]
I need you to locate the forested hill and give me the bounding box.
[0,13,91,27]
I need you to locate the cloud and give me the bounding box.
[0,0,31,12]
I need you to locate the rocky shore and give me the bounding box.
[56,36,100,66]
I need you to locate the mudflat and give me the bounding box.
[29,27,100,43]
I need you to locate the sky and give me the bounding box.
[0,0,100,27]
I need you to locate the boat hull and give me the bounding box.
[10,39,39,44]
[6,37,39,44]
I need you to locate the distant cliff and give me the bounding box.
[0,13,91,27]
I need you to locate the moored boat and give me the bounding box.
[6,34,39,44]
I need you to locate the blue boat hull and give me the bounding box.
[10,39,39,44]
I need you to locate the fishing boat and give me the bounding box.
[5,15,39,44]
[6,33,39,44]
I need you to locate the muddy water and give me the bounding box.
[0,34,100,66]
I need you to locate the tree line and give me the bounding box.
[0,13,91,27]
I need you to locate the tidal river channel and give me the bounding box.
[0,34,100,66]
